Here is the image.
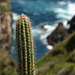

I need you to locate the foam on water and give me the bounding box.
[55,1,75,20]
[55,8,67,14]
[39,1,75,49]
[12,12,55,51]
[11,0,75,60]
[13,13,19,21]
[39,24,56,50]
[56,14,72,20]
[12,0,75,43]
[67,3,75,16]
[47,45,53,50]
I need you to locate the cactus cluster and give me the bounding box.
[16,14,35,75]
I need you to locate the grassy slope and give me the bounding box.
[0,33,75,75]
[0,49,17,75]
[36,32,75,75]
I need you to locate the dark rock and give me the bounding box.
[66,33,75,51]
[36,33,75,75]
[47,22,68,46]
[67,15,75,33]
[41,26,47,31]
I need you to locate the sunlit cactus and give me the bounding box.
[16,14,35,75]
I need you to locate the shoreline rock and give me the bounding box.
[47,22,69,46]
[47,15,75,47]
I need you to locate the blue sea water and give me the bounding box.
[11,0,75,61]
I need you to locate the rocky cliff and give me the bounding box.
[36,32,75,75]
[47,15,75,47]
[36,16,75,75]
[0,0,13,50]
[47,22,69,46]
[0,1,17,75]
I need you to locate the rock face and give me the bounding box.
[47,15,75,46]
[0,1,13,50]
[0,1,17,75]
[67,15,75,33]
[47,22,68,46]
[36,33,75,75]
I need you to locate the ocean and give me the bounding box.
[10,0,75,61]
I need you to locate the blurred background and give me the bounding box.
[0,0,75,75]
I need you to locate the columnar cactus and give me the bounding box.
[16,14,35,75]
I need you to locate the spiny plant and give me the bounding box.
[16,14,35,75]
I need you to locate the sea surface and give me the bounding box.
[10,0,75,61]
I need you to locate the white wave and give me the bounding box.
[13,13,19,21]
[55,1,75,20]
[55,8,67,14]
[32,28,43,37]
[67,3,75,16]
[54,8,72,20]
[39,24,56,50]
[40,32,53,50]
[63,20,70,29]
[47,45,53,50]
[40,33,49,40]
[32,24,56,50]
[56,14,72,20]
[57,1,75,28]
[39,1,75,50]
[12,13,19,29]
[40,25,56,40]
[12,13,19,39]
[56,20,70,29]
[43,25,55,32]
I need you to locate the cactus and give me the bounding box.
[16,14,35,75]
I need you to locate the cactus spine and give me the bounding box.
[16,14,35,75]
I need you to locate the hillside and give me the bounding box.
[0,0,17,75]
[1,32,75,75]
[0,0,75,75]
[36,32,75,75]
[0,49,17,75]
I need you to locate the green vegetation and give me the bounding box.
[0,0,11,11]
[16,14,35,75]
[36,32,75,75]
[0,1,75,74]
[0,49,17,75]
[0,29,75,75]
